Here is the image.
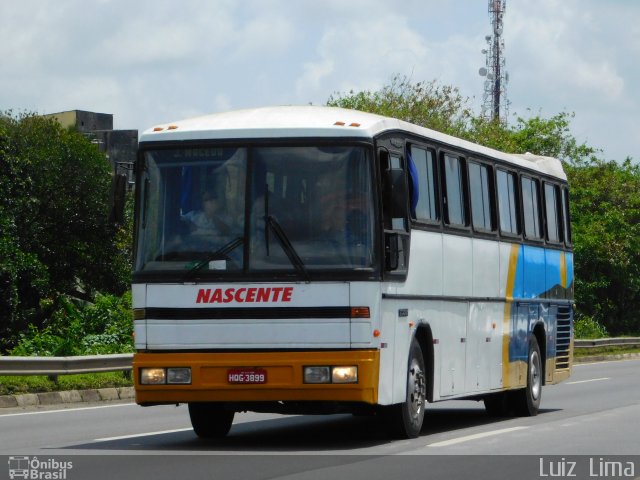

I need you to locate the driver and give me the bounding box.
[182,189,234,236]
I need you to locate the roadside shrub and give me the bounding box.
[10,292,133,356]
[574,314,608,339]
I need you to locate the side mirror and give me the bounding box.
[383,155,409,231]
[388,167,408,219]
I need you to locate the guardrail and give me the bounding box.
[574,337,640,349]
[0,354,133,377]
[0,339,638,378]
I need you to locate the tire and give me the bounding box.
[383,338,427,438]
[188,402,235,438]
[511,336,542,416]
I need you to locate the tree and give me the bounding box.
[469,112,597,164]
[0,112,131,350]
[328,75,473,138]
[564,159,640,335]
[327,76,639,335]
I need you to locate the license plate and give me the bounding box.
[227,368,267,384]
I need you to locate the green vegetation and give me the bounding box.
[0,372,132,396]
[329,75,640,336]
[573,345,640,358]
[0,112,132,353]
[574,315,608,339]
[567,159,640,335]
[10,293,133,356]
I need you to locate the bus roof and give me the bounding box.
[141,106,566,180]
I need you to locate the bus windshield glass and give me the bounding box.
[135,145,377,277]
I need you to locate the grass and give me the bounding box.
[573,345,640,358]
[0,371,132,396]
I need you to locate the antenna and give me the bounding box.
[479,0,509,125]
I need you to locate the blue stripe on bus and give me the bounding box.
[507,245,574,366]
[512,245,573,300]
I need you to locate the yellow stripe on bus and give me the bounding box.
[502,243,519,389]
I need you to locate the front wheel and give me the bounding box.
[383,338,427,438]
[511,336,542,416]
[188,402,235,438]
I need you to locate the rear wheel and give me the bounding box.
[383,338,427,438]
[511,336,542,416]
[188,402,235,438]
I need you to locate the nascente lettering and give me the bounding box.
[196,287,293,304]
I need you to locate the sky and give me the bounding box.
[1,0,637,162]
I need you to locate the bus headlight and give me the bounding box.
[304,366,331,383]
[140,367,192,384]
[331,366,358,384]
[303,366,358,384]
[167,367,191,384]
[140,368,166,385]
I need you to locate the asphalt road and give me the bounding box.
[1,358,639,480]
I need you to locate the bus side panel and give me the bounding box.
[381,230,443,405]
[377,289,399,405]
[442,235,472,297]
[467,238,502,393]
[472,238,500,297]
[465,302,503,393]
[438,301,468,396]
[402,230,443,296]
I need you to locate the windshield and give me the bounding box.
[135,145,377,279]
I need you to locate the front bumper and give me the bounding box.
[134,349,380,405]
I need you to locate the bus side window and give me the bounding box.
[544,182,562,243]
[496,169,520,235]
[561,187,572,246]
[442,153,467,227]
[521,176,543,240]
[410,145,439,222]
[468,160,495,232]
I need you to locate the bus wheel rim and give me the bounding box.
[409,359,426,422]
[530,350,541,401]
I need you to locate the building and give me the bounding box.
[43,110,137,187]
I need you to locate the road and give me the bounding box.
[1,358,639,480]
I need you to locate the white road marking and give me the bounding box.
[567,377,610,385]
[428,426,529,447]
[94,428,193,442]
[0,403,135,418]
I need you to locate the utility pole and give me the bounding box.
[479,0,509,124]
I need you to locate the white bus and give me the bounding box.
[132,106,573,438]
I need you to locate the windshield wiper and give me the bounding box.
[265,215,310,282]
[183,237,244,280]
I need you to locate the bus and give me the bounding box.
[132,106,573,439]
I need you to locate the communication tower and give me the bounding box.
[479,0,509,124]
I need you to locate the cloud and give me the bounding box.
[232,14,295,59]
[0,0,636,160]
[296,14,431,102]
[507,1,625,108]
